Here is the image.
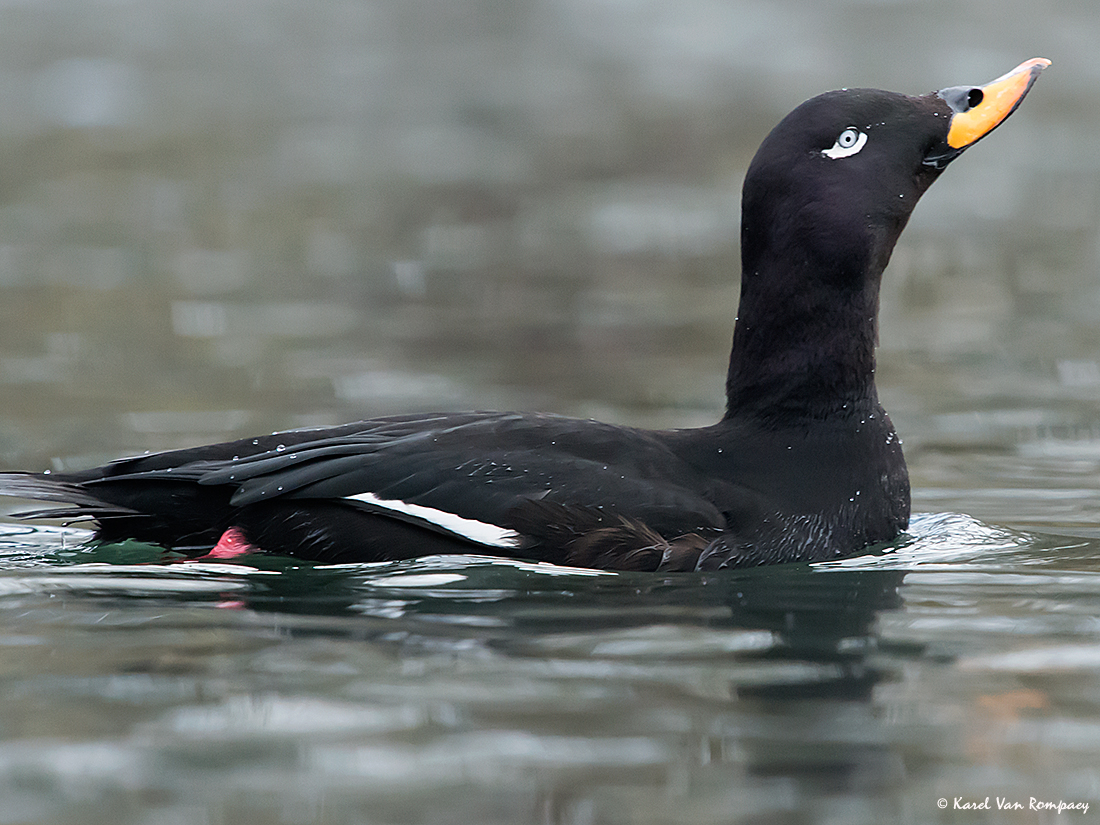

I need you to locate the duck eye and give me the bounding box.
[822,127,867,159]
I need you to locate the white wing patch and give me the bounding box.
[344,491,522,548]
[822,128,867,159]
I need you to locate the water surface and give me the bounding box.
[1,512,1099,824]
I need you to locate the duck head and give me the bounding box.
[728,58,1049,417]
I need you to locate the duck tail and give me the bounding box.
[0,472,137,520]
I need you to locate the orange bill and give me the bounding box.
[946,57,1051,149]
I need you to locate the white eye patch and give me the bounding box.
[822,127,867,159]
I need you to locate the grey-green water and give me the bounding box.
[2,515,1099,824]
[1,0,1100,822]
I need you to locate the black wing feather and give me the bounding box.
[136,412,723,537]
[1,411,730,558]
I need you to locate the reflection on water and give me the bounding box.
[1,515,1099,823]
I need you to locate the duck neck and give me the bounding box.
[724,251,885,423]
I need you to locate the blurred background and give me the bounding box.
[0,0,1096,530]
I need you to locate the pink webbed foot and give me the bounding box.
[201,526,258,560]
